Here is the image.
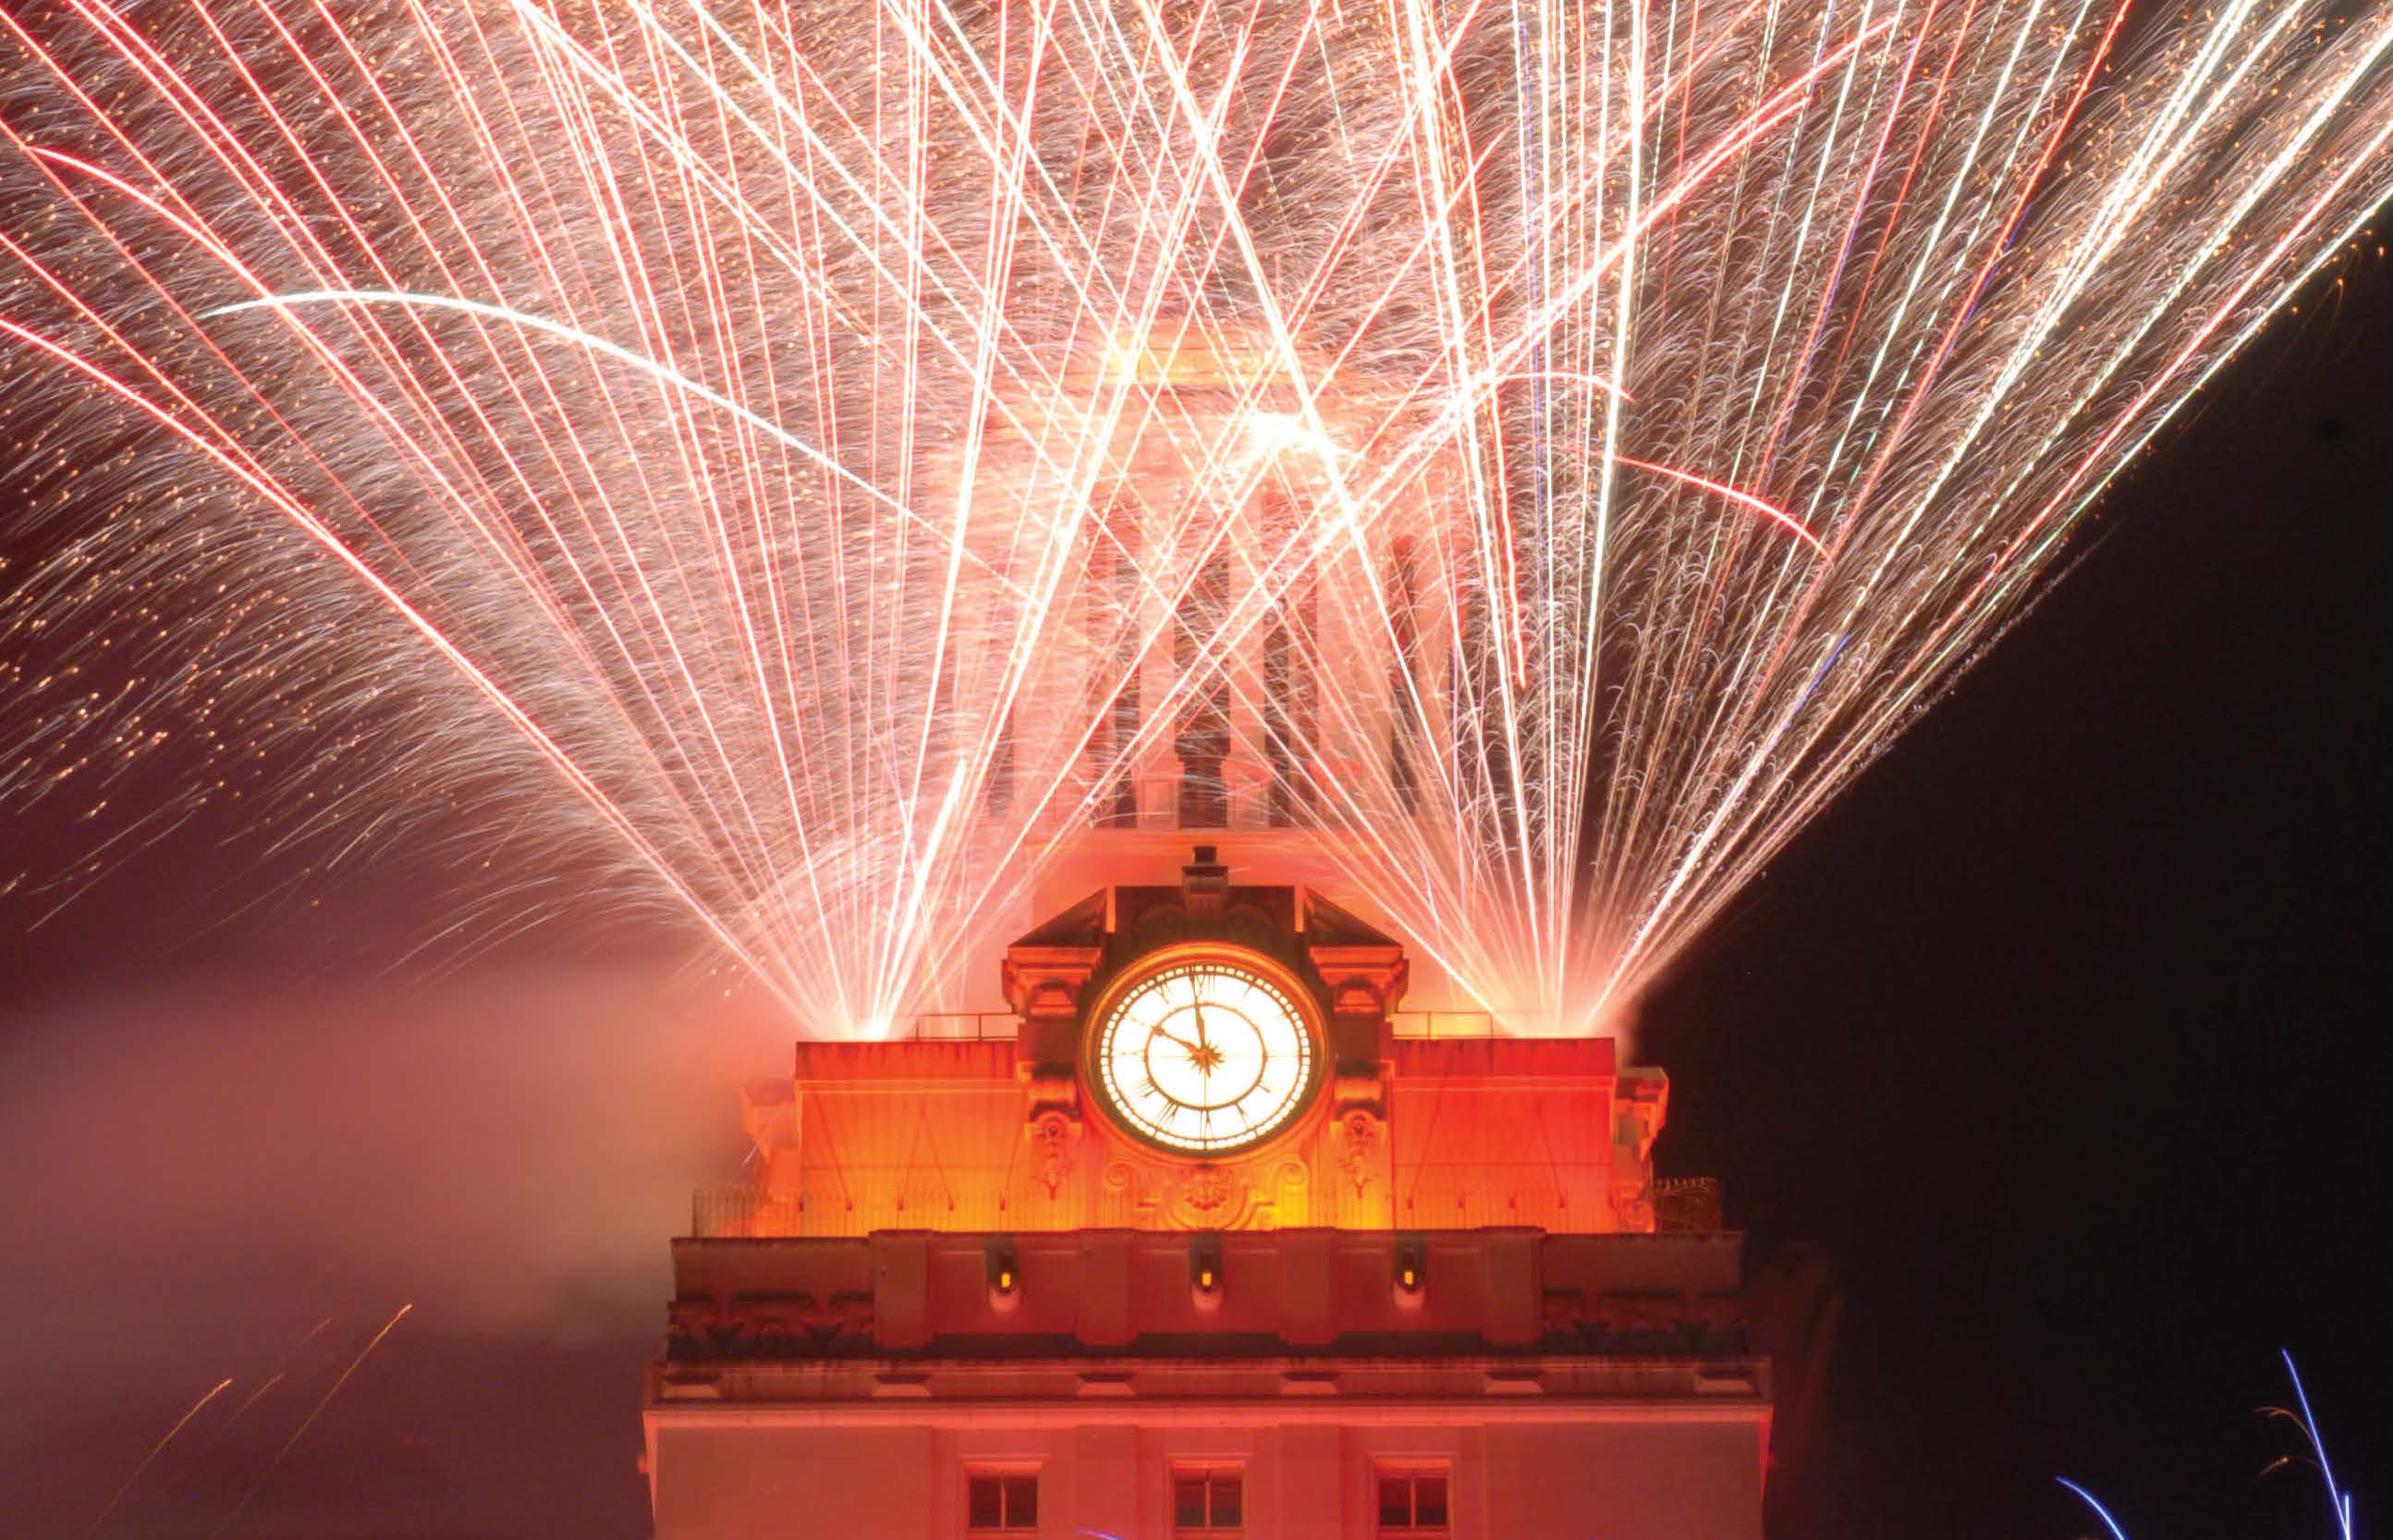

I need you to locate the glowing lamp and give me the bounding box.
[986,1239,1020,1305]
[1190,1238,1224,1302]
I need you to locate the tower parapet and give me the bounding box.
[646,852,1766,1540]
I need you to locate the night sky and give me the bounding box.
[5,246,2391,1540]
[1647,259,2393,1538]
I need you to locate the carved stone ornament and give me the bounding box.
[1611,1174,1656,1233]
[1182,1164,1236,1212]
[1335,1108,1383,1196]
[1026,1109,1080,1196]
[1165,1163,1252,1228]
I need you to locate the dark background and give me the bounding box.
[5,251,2390,1540]
[1648,258,2393,1539]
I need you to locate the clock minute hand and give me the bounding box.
[1190,999,1220,1081]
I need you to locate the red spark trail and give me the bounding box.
[83,1377,233,1539]
[1612,456,1827,556]
[214,1303,413,1536]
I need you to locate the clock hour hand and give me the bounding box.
[1185,1000,1227,1078]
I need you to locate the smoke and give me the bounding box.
[0,962,775,1540]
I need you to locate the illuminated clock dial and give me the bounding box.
[1091,955,1317,1155]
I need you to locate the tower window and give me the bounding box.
[1092,501,1142,829]
[967,1472,1039,1532]
[1174,546,1232,828]
[1376,1468,1448,1536]
[1384,536,1422,814]
[1257,486,1316,827]
[1172,1466,1243,1536]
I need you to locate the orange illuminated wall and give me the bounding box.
[652,860,1764,1540]
[710,878,1668,1240]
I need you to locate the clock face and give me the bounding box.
[1090,954,1318,1155]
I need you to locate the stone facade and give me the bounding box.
[644,862,1767,1539]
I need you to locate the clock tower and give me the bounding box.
[643,323,1763,1538]
[641,845,1768,1539]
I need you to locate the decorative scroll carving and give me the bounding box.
[1100,1159,1161,1225]
[1093,1152,1321,1230]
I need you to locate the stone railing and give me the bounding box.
[900,1012,1019,1041]
[1387,1010,1496,1039]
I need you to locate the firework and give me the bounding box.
[5,0,2390,1034]
[2058,1351,2356,1540]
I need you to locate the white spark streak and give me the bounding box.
[4,0,2389,1035]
